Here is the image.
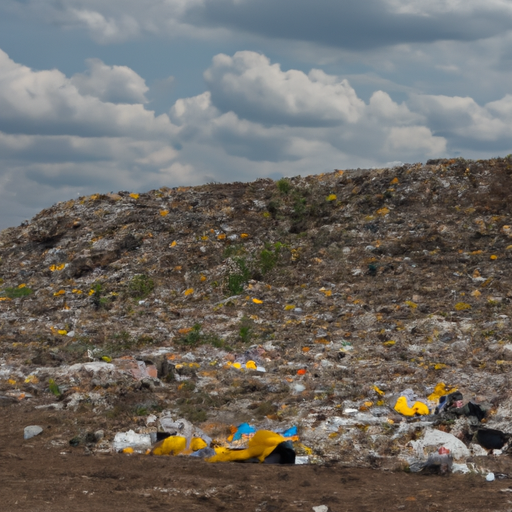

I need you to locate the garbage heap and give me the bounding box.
[1,157,512,471]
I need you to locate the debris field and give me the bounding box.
[2,157,512,493]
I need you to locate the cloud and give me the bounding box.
[70,58,149,104]
[6,0,512,49]
[0,50,175,139]
[409,94,512,151]
[204,51,365,126]
[173,51,445,164]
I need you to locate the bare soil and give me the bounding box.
[2,405,512,512]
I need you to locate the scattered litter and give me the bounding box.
[24,425,43,440]
[112,430,152,453]
[486,472,495,482]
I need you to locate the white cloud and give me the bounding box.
[204,51,365,126]
[0,50,175,139]
[71,58,149,104]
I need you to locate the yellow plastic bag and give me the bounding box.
[394,396,429,416]
[207,430,286,463]
[150,436,207,456]
[427,382,457,402]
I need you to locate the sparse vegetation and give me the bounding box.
[128,274,154,300]
[1,286,33,298]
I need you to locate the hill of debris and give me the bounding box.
[1,157,512,469]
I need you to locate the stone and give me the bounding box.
[24,425,43,440]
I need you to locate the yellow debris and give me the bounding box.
[394,396,429,416]
[428,382,457,402]
[150,436,207,456]
[207,430,286,463]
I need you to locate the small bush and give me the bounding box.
[177,323,227,348]
[1,286,33,299]
[259,242,282,275]
[90,282,109,309]
[226,257,251,295]
[276,178,292,194]
[128,274,155,300]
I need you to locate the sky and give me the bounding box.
[1,0,512,230]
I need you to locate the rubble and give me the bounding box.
[1,157,512,471]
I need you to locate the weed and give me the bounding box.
[226,257,251,295]
[276,178,292,195]
[259,242,282,275]
[177,323,228,348]
[223,244,247,259]
[267,200,280,219]
[90,282,109,309]
[239,325,252,344]
[1,286,33,299]
[128,274,154,300]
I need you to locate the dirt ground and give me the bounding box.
[2,406,512,512]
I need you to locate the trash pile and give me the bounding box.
[1,157,512,474]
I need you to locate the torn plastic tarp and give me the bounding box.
[207,430,295,464]
[229,423,298,442]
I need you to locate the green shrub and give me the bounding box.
[128,274,154,300]
[90,282,109,309]
[259,242,282,275]
[177,323,227,348]
[226,257,251,295]
[276,178,291,194]
[1,286,33,299]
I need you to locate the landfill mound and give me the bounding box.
[2,157,512,473]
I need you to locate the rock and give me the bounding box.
[24,425,43,440]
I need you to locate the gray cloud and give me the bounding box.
[182,0,512,49]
